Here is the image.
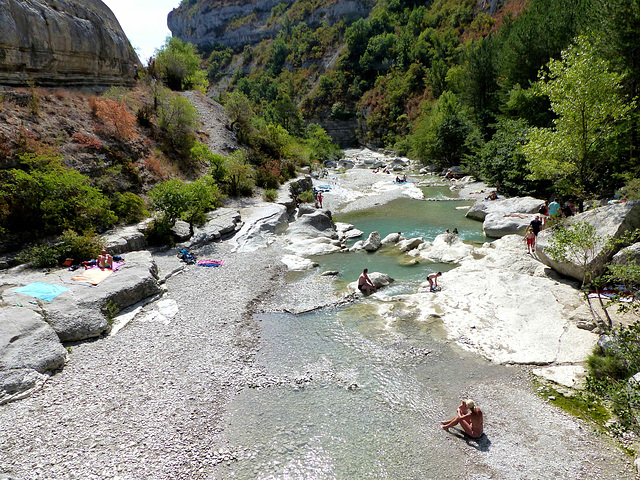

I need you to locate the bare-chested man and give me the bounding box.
[357,268,376,294]
[440,399,483,438]
[427,272,442,292]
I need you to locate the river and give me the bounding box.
[214,178,633,479]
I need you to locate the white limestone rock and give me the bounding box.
[362,231,382,252]
[397,237,424,252]
[232,203,289,252]
[466,196,545,221]
[537,201,640,281]
[410,233,474,264]
[402,236,594,365]
[347,272,394,293]
[281,254,319,271]
[483,212,534,238]
[381,232,403,244]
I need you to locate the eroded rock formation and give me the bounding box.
[168,0,372,50]
[0,0,140,87]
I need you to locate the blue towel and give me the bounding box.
[13,282,69,302]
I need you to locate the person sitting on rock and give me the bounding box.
[485,191,498,200]
[358,268,377,294]
[441,399,483,438]
[98,249,113,270]
[427,272,442,292]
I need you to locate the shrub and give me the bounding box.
[72,132,103,149]
[157,91,198,161]
[263,189,278,202]
[112,192,149,224]
[59,229,104,262]
[155,37,209,92]
[93,98,138,141]
[144,217,175,247]
[298,190,315,203]
[1,153,116,237]
[16,242,61,268]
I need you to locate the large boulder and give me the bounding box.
[397,237,424,252]
[347,272,394,292]
[611,242,640,265]
[103,221,151,254]
[184,208,242,248]
[403,236,594,365]
[0,307,67,404]
[466,196,544,221]
[410,233,474,264]
[483,212,535,238]
[362,231,382,252]
[0,0,140,87]
[2,251,162,342]
[285,210,342,256]
[537,202,640,281]
[232,203,289,252]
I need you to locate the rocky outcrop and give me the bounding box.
[537,202,640,282]
[402,235,594,367]
[347,272,394,293]
[0,307,67,404]
[466,196,544,221]
[0,0,140,87]
[1,250,162,342]
[168,0,371,51]
[285,209,343,256]
[483,212,534,238]
[409,232,475,264]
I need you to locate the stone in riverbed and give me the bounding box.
[362,231,382,251]
[537,201,640,281]
[466,196,544,221]
[483,212,534,238]
[397,237,424,252]
[381,232,403,244]
[347,272,394,293]
[0,307,67,404]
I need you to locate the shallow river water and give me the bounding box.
[214,183,632,479]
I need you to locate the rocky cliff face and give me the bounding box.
[168,0,372,50]
[0,0,140,87]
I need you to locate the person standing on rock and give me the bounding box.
[318,191,323,209]
[530,215,543,236]
[548,199,561,217]
[358,268,376,294]
[427,272,442,292]
[441,399,483,438]
[524,226,536,254]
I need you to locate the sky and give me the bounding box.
[102,0,182,64]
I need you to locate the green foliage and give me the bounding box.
[546,221,601,284]
[145,217,175,247]
[111,192,149,224]
[0,153,115,238]
[585,321,640,433]
[410,91,477,168]
[150,177,222,231]
[223,151,255,197]
[306,124,342,164]
[190,142,227,181]
[16,242,62,268]
[263,189,278,202]
[102,300,120,326]
[523,36,635,198]
[59,229,104,262]
[155,37,208,92]
[471,118,546,196]
[298,190,315,203]
[157,90,199,162]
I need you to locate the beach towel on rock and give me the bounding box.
[13,282,69,302]
[72,268,114,285]
[197,259,226,267]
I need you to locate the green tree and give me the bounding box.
[155,37,208,92]
[190,142,227,182]
[157,91,199,161]
[524,36,635,199]
[0,153,115,237]
[150,177,222,234]
[224,151,255,196]
[410,91,477,168]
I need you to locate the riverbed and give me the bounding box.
[214,169,634,479]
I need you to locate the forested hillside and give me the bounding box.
[177,0,640,202]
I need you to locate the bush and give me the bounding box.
[144,217,175,247]
[154,37,208,92]
[263,189,278,202]
[112,192,149,224]
[157,91,199,162]
[16,242,61,268]
[59,229,104,263]
[0,153,116,237]
[298,190,315,203]
[92,98,137,141]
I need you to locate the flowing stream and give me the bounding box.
[214,183,631,478]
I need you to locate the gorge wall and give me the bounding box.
[0,0,140,87]
[168,0,372,50]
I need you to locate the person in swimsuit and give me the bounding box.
[358,268,376,294]
[427,272,442,292]
[441,399,483,438]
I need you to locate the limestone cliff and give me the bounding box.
[0,0,140,87]
[168,0,372,50]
